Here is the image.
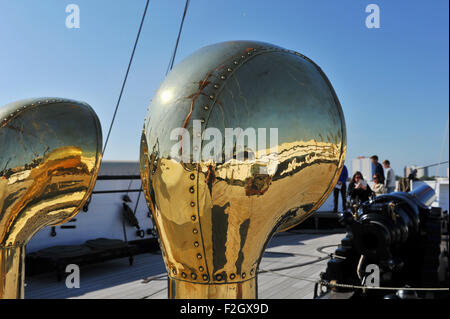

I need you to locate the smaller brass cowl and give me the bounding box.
[0,98,102,299]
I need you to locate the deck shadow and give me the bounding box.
[25,252,166,299]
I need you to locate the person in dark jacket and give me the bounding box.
[333,165,348,213]
[348,171,373,204]
[370,155,385,184]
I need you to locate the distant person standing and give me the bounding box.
[333,165,348,213]
[383,160,396,193]
[370,155,385,185]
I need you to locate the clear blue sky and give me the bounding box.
[1,0,448,177]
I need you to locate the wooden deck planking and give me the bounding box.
[25,232,345,299]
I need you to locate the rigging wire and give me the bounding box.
[102,0,151,156]
[258,244,338,274]
[320,280,449,292]
[106,0,191,239]
[259,269,320,284]
[261,245,449,293]
[128,0,191,216]
[100,0,150,243]
[165,0,190,75]
[258,255,331,274]
[141,287,167,299]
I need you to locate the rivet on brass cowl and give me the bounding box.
[139,41,346,299]
[0,98,102,299]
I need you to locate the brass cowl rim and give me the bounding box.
[168,268,258,284]
[1,97,89,127]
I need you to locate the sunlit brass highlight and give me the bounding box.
[140,41,346,299]
[0,98,102,299]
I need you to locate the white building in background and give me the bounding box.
[352,156,373,180]
[417,166,429,179]
[405,165,429,179]
[404,166,412,178]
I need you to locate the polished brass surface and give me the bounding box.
[0,98,102,299]
[140,41,346,299]
[168,277,257,299]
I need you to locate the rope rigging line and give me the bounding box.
[320,280,449,292]
[262,242,449,293]
[126,0,191,215]
[102,0,151,156]
[259,268,319,284]
[261,268,449,292]
[99,0,150,242]
[166,0,190,75]
[258,255,331,274]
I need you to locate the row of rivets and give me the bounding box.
[171,47,268,282]
[167,47,303,283]
[176,270,209,281]
[179,50,261,274]
[189,174,198,224]
[189,172,206,278]
[1,242,24,247]
[1,99,66,126]
[210,268,257,282]
[0,99,80,124]
[173,267,257,282]
[171,47,310,283]
[198,47,261,123]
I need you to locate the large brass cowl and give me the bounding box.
[140,41,346,299]
[0,98,102,299]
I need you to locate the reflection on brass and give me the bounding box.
[0,98,102,299]
[140,41,346,299]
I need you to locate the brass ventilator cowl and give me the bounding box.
[0,98,102,299]
[140,41,347,299]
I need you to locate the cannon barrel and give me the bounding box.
[348,185,435,260]
[409,184,436,207]
[320,184,444,298]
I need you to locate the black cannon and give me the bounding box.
[317,184,448,299]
